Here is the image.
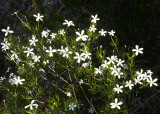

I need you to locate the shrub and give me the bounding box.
[0,12,158,113]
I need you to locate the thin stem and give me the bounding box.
[68,70,78,103]
[111,36,118,53]
[73,74,98,114]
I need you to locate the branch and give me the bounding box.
[73,74,98,114]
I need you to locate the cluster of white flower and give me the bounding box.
[58,46,73,58]
[135,69,158,87]
[94,55,125,78]
[8,73,25,86]
[73,51,91,64]
[0,13,158,113]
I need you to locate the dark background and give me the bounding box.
[0,0,160,113]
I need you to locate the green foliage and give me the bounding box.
[0,11,158,114]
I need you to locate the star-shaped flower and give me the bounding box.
[125,80,134,89]
[91,14,100,23]
[12,76,25,86]
[73,52,85,63]
[113,84,123,94]
[24,48,34,57]
[101,60,108,69]
[1,26,14,36]
[66,92,72,97]
[89,25,96,32]
[69,103,77,111]
[25,100,38,110]
[108,30,115,36]
[63,20,75,27]
[132,45,143,56]
[46,46,57,57]
[59,29,65,36]
[147,78,158,87]
[29,35,38,46]
[94,67,103,75]
[50,33,57,39]
[110,98,123,110]
[76,30,88,41]
[99,29,107,36]
[33,13,44,21]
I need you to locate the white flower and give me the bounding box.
[89,25,96,32]
[0,76,6,82]
[32,55,41,62]
[41,30,50,38]
[88,107,94,113]
[108,30,115,36]
[33,13,44,21]
[99,29,107,36]
[79,79,84,85]
[125,80,134,90]
[107,56,117,65]
[147,78,158,87]
[24,48,34,57]
[82,63,88,68]
[73,52,85,63]
[116,59,124,67]
[134,78,142,85]
[46,46,57,57]
[136,69,145,80]
[58,46,65,55]
[11,50,18,59]
[91,14,100,23]
[62,47,72,58]
[113,84,123,94]
[47,38,52,44]
[111,55,118,61]
[69,103,77,111]
[94,67,103,75]
[87,61,92,67]
[12,76,25,86]
[59,29,65,36]
[29,35,38,46]
[107,57,114,65]
[110,98,122,110]
[81,51,91,59]
[25,100,38,110]
[143,72,151,81]
[1,41,11,51]
[29,62,35,67]
[76,30,88,41]
[66,92,72,97]
[132,45,143,56]
[147,70,153,75]
[63,20,75,27]
[101,60,108,69]
[1,26,14,36]
[50,33,57,39]
[115,71,123,79]
[110,65,121,76]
